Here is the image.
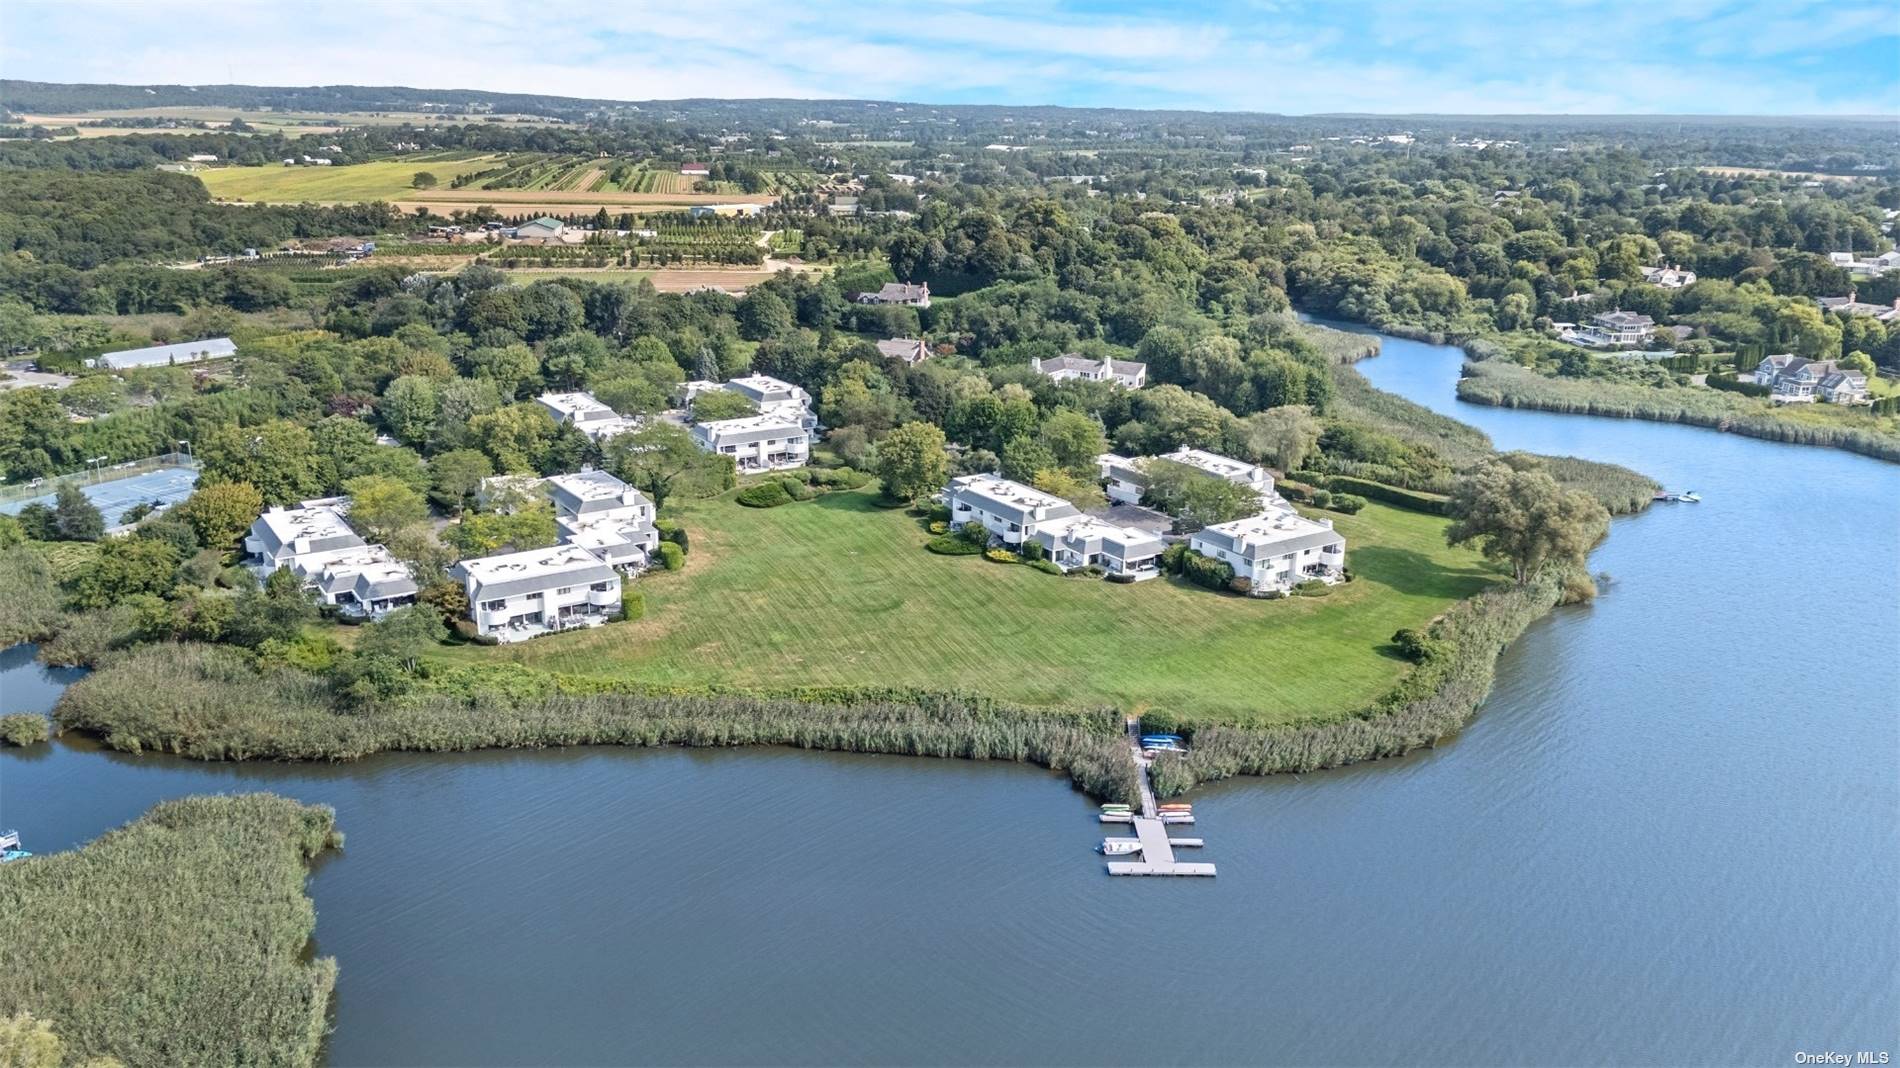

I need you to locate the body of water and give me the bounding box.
[3,329,1895,1065]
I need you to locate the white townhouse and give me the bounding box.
[1189,511,1347,593]
[1031,353,1148,389]
[876,337,930,365]
[297,545,418,619]
[690,414,809,472]
[1587,311,1657,346]
[1638,265,1697,289]
[546,469,659,569]
[244,502,366,577]
[453,544,622,642]
[1099,447,1274,507]
[942,473,1080,546]
[723,374,818,430]
[1032,514,1165,580]
[242,501,416,619]
[537,391,640,442]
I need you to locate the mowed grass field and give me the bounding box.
[195,154,505,201]
[449,488,1501,725]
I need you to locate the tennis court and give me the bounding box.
[1,464,201,527]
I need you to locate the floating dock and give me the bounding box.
[1103,719,1215,877]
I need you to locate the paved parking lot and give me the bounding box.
[1088,500,1177,537]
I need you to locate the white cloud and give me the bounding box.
[3,0,1895,114]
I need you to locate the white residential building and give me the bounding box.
[942,473,1080,546]
[1031,353,1148,389]
[454,544,622,642]
[1638,265,1697,289]
[1817,292,1900,323]
[244,502,366,577]
[85,336,236,370]
[1189,512,1347,593]
[546,469,659,569]
[723,374,817,430]
[1751,355,1871,405]
[1032,514,1165,580]
[1099,447,1273,506]
[242,501,416,619]
[537,391,640,442]
[690,415,809,472]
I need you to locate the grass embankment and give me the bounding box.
[1457,358,1900,464]
[0,795,341,1068]
[450,487,1499,725]
[1148,573,1567,795]
[52,645,1142,801]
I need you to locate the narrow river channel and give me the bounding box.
[3,328,1895,1066]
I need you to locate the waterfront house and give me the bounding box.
[876,337,931,365]
[857,281,931,307]
[1099,447,1274,506]
[1031,353,1148,389]
[85,336,236,370]
[1591,311,1658,346]
[1751,355,1871,404]
[536,390,640,442]
[453,543,622,642]
[546,469,659,569]
[942,473,1080,547]
[295,544,418,619]
[1031,514,1166,579]
[690,414,809,472]
[1188,511,1347,593]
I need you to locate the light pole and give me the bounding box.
[87,455,107,482]
[177,439,193,462]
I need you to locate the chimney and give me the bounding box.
[1030,356,1042,373]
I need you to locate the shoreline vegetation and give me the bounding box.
[1454,357,1900,464]
[0,794,341,1068]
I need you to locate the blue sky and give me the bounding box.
[6,0,1898,115]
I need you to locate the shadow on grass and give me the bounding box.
[1349,545,1497,598]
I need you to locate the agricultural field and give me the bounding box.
[446,487,1501,726]
[195,152,508,201]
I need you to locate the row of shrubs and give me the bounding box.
[735,466,873,508]
[49,643,1144,802]
[1289,471,1445,514]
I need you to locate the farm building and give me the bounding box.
[85,337,236,370]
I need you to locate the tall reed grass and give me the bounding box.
[0,795,341,1068]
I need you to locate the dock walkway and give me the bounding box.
[1105,718,1215,877]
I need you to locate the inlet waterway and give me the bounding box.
[3,328,1896,1065]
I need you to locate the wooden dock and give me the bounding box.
[1104,718,1215,877]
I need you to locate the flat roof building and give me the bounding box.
[87,337,236,370]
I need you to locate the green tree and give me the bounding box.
[1446,458,1609,584]
[68,536,180,608]
[1238,406,1322,471]
[173,481,264,549]
[604,423,733,513]
[1038,409,1108,475]
[412,171,439,189]
[999,435,1057,483]
[690,389,759,422]
[342,474,427,542]
[1031,467,1105,512]
[356,604,446,674]
[427,448,494,515]
[1140,460,1260,531]
[198,420,321,505]
[873,421,950,504]
[52,482,104,541]
[736,289,795,340]
[379,375,439,447]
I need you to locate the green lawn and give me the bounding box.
[448,488,1500,726]
[195,153,504,202]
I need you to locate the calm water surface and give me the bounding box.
[3,329,1895,1066]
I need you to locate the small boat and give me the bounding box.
[0,830,27,863]
[1097,839,1143,855]
[1099,804,1131,813]
[1139,734,1184,744]
[1679,491,1701,503]
[1160,814,1196,825]
[1099,812,1134,823]
[1158,803,1192,811]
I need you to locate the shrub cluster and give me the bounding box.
[983,547,1022,564]
[735,480,794,508]
[0,712,50,747]
[925,535,982,555]
[656,542,685,571]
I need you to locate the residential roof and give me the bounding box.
[305,545,417,602]
[249,503,364,560]
[945,473,1080,525]
[1036,353,1147,379]
[1157,446,1268,486]
[91,336,236,370]
[457,544,618,601]
[690,414,807,446]
[1036,514,1165,558]
[546,469,650,515]
[723,374,810,406]
[537,391,617,423]
[1194,512,1343,561]
[868,281,929,302]
[1593,311,1656,329]
[876,337,929,362]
